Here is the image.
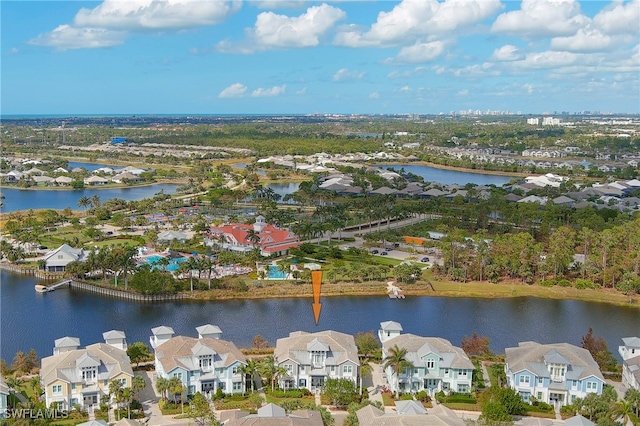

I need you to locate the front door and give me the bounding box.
[311,377,324,390]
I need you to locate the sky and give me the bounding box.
[1,0,639,116]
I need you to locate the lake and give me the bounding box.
[1,270,638,362]
[382,164,514,186]
[0,184,179,213]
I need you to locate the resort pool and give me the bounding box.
[268,265,287,279]
[140,255,188,272]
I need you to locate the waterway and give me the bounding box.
[1,270,638,361]
[0,184,180,213]
[382,164,514,186]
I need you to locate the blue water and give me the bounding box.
[268,265,287,279]
[140,255,187,272]
[382,164,514,186]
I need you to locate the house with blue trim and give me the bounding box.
[505,341,604,408]
[0,375,8,419]
[150,325,247,397]
[619,336,640,390]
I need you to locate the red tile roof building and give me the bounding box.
[205,216,301,257]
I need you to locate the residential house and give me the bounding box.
[504,342,605,407]
[156,230,188,244]
[0,375,8,419]
[378,321,474,395]
[356,401,465,426]
[150,325,247,396]
[84,176,109,186]
[40,333,133,411]
[111,172,142,184]
[220,403,323,426]
[274,330,360,391]
[619,337,640,390]
[205,216,300,257]
[43,244,87,272]
[54,176,74,186]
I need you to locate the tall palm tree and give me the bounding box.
[359,362,373,395]
[78,196,91,216]
[382,345,413,395]
[239,359,258,393]
[609,399,639,426]
[131,375,146,402]
[90,194,101,209]
[155,377,170,402]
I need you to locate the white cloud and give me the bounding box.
[296,87,307,95]
[491,0,589,38]
[399,85,412,93]
[251,84,287,97]
[388,40,446,64]
[387,67,427,79]
[593,0,640,36]
[369,92,380,99]
[74,0,241,30]
[550,28,613,52]
[28,24,127,50]
[218,83,248,98]
[7,47,19,55]
[334,0,502,47]
[523,84,534,94]
[491,44,524,61]
[332,68,365,81]
[457,89,469,96]
[253,1,308,9]
[514,51,579,69]
[247,3,346,50]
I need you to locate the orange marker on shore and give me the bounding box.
[312,270,322,325]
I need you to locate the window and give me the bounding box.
[586,381,597,390]
[232,366,239,374]
[426,359,435,369]
[537,392,543,400]
[444,369,449,377]
[298,379,307,387]
[343,365,353,374]
[538,378,543,385]
[52,385,62,393]
[199,355,213,369]
[70,398,78,406]
[232,382,242,391]
[459,370,467,377]
[284,364,292,372]
[330,366,335,373]
[71,383,76,390]
[82,368,96,381]
[519,375,530,384]
[219,382,226,390]
[300,365,305,372]
[173,372,183,380]
[458,384,469,393]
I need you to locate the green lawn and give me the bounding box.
[442,402,482,411]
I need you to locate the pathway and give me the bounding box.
[366,363,386,407]
[135,370,181,425]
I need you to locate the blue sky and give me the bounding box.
[2,0,639,115]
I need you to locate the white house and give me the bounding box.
[274,330,360,391]
[0,375,8,419]
[619,337,640,390]
[40,334,133,411]
[84,176,109,186]
[505,341,604,408]
[378,321,474,395]
[43,244,87,272]
[150,325,247,396]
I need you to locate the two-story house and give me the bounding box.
[40,331,133,411]
[505,341,605,407]
[150,325,247,396]
[378,321,474,395]
[0,375,8,419]
[274,330,360,391]
[619,337,640,390]
[43,244,87,272]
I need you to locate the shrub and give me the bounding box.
[400,394,414,400]
[575,279,599,290]
[415,391,431,403]
[557,279,572,287]
[539,279,556,287]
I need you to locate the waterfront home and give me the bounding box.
[378,321,474,395]
[40,333,133,411]
[156,230,188,244]
[356,401,465,426]
[504,341,604,407]
[150,325,247,396]
[0,375,8,419]
[619,337,640,390]
[205,215,301,257]
[274,330,360,391]
[54,176,74,186]
[220,403,323,426]
[83,175,109,186]
[43,244,87,272]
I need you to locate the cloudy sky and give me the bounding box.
[2,0,638,115]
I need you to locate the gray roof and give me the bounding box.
[382,335,474,370]
[380,321,403,332]
[55,336,81,348]
[151,326,175,335]
[275,330,359,367]
[223,408,323,426]
[395,400,427,415]
[102,330,126,340]
[356,403,465,426]
[505,342,604,381]
[564,415,595,426]
[155,335,246,373]
[196,324,222,335]
[622,337,640,348]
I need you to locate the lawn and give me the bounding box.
[442,402,482,411]
[381,392,395,406]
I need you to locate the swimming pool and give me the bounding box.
[268,265,287,279]
[140,255,188,272]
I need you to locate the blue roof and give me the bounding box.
[111,137,128,143]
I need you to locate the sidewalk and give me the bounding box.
[366,363,386,407]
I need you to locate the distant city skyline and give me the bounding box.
[1,0,639,115]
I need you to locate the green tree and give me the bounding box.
[355,331,379,360]
[480,386,526,423]
[127,342,152,367]
[581,327,617,371]
[188,392,220,426]
[322,378,358,409]
[131,375,147,402]
[156,377,170,402]
[382,345,413,395]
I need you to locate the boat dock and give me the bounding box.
[387,281,405,299]
[35,279,72,293]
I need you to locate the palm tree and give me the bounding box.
[239,359,258,393]
[131,375,146,402]
[382,345,413,395]
[78,196,91,216]
[359,362,373,395]
[155,377,170,402]
[90,194,101,209]
[609,399,639,426]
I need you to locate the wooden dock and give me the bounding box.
[386,281,405,299]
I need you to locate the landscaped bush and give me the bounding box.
[267,389,311,398]
[557,279,572,287]
[539,279,556,287]
[400,394,414,400]
[415,390,431,403]
[441,393,477,404]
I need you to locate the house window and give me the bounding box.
[299,379,307,388]
[219,382,226,390]
[538,378,543,385]
[284,364,292,372]
[343,365,353,375]
[232,366,239,374]
[70,398,78,406]
[459,370,467,377]
[52,385,62,394]
[586,381,597,390]
[232,382,242,391]
[444,369,449,377]
[71,383,76,390]
[537,392,543,400]
[330,366,335,373]
[426,359,435,369]
[173,372,182,380]
[199,356,213,369]
[458,384,469,393]
[82,368,96,381]
[519,375,530,384]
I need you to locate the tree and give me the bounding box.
[359,362,373,396]
[480,386,526,423]
[580,327,617,371]
[78,196,91,216]
[189,392,220,426]
[168,376,184,404]
[238,359,258,393]
[609,399,638,426]
[252,335,270,349]
[355,331,379,360]
[127,342,152,367]
[322,378,358,409]
[131,375,146,402]
[461,333,493,358]
[382,345,413,395]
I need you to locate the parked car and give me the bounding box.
[371,249,379,254]
[381,251,388,256]
[421,257,430,263]
[393,243,400,248]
